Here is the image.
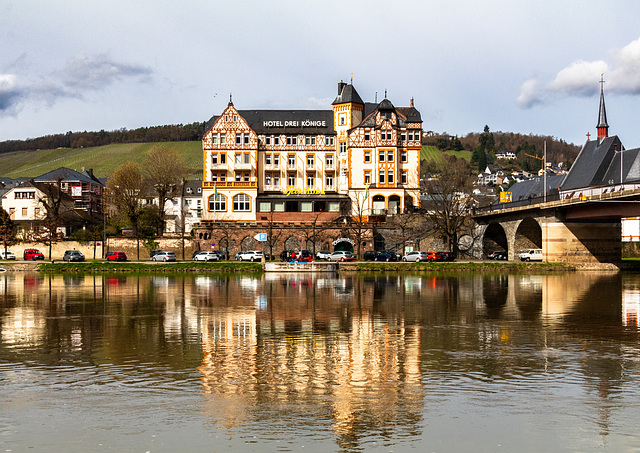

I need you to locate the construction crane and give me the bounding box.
[524,142,548,202]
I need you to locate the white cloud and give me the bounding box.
[517,36,640,108]
[0,74,23,113]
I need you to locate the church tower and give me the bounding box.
[597,74,609,143]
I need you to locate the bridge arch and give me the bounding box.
[482,222,508,258]
[514,217,542,252]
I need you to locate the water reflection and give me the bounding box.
[1,271,640,451]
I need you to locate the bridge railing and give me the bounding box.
[475,192,560,214]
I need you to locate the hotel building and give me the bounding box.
[198,81,422,252]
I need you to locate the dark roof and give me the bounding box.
[601,146,640,185]
[509,174,565,201]
[598,83,609,128]
[560,136,622,191]
[34,167,102,185]
[332,82,364,105]
[205,110,334,135]
[377,98,394,111]
[397,106,422,123]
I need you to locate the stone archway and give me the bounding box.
[515,217,542,251]
[388,195,401,215]
[483,222,508,258]
[333,237,354,252]
[284,236,301,251]
[241,236,257,251]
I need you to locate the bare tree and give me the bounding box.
[36,179,75,259]
[106,162,144,259]
[340,191,372,259]
[143,145,187,236]
[0,208,17,257]
[422,156,474,256]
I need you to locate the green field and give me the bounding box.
[420,145,472,163]
[0,141,204,179]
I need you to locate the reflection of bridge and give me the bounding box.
[474,187,640,266]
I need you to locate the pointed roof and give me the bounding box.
[332,82,364,105]
[597,77,608,129]
[560,136,622,191]
[33,167,101,185]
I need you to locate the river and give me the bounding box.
[1,271,640,452]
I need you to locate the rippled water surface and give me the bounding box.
[2,271,640,452]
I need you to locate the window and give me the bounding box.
[364,170,371,185]
[388,170,394,184]
[211,172,217,181]
[220,153,226,164]
[244,134,249,145]
[235,173,241,181]
[235,153,242,164]
[401,132,406,142]
[212,135,218,144]
[220,173,226,181]
[301,201,313,212]
[274,136,280,145]
[212,153,218,164]
[305,136,316,146]
[379,169,385,184]
[287,136,297,145]
[259,202,271,212]
[401,170,408,184]
[364,130,370,142]
[265,154,271,165]
[340,142,346,154]
[326,174,333,188]
[325,136,335,146]
[244,153,250,164]
[274,154,280,166]
[274,201,285,212]
[273,174,280,186]
[233,114,237,122]
[379,150,385,162]
[328,202,340,212]
[225,115,229,122]
[340,117,345,125]
[243,172,249,181]
[288,154,295,167]
[307,174,314,187]
[288,173,296,187]
[35,208,40,217]
[364,151,371,163]
[307,154,314,167]
[326,154,333,167]
[233,194,251,211]
[236,134,241,145]
[209,194,226,211]
[401,150,407,163]
[22,207,27,217]
[388,150,394,162]
[220,134,226,144]
[265,174,271,186]
[266,136,271,145]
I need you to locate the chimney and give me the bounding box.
[337,80,346,96]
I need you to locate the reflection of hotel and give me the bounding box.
[200,81,422,225]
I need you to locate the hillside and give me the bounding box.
[0,141,203,179]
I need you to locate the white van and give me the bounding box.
[0,249,16,260]
[519,249,542,262]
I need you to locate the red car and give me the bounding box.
[427,252,443,262]
[297,250,314,262]
[106,251,127,261]
[23,248,45,260]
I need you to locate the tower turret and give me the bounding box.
[597,74,609,142]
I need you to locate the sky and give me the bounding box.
[2,0,640,148]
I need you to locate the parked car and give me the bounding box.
[0,249,16,260]
[438,251,455,262]
[237,250,263,262]
[375,250,399,262]
[316,250,331,261]
[329,251,356,262]
[427,251,443,262]
[487,251,507,261]
[297,250,314,262]
[151,251,176,262]
[402,251,428,262]
[24,248,45,260]
[280,250,299,261]
[150,250,163,258]
[63,250,85,262]
[519,249,543,262]
[213,250,228,260]
[363,250,377,261]
[106,251,127,261]
[193,251,220,262]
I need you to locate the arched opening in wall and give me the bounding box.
[374,233,386,251]
[241,236,257,251]
[404,195,414,213]
[515,217,542,251]
[333,238,354,252]
[388,195,401,215]
[306,239,321,254]
[483,223,508,258]
[372,195,385,215]
[284,236,300,251]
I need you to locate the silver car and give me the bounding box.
[402,251,428,262]
[151,251,176,262]
[193,251,220,262]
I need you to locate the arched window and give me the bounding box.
[233,193,251,211]
[208,193,226,211]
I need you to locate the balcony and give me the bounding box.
[204,180,257,189]
[264,185,282,192]
[210,162,228,169]
[233,162,253,170]
[287,163,297,170]
[264,163,280,170]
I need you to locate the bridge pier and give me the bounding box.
[543,219,621,265]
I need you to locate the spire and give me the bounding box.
[597,74,608,142]
[229,93,233,106]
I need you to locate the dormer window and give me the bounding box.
[186,187,192,194]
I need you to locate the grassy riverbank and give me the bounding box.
[37,261,264,273]
[346,261,578,272]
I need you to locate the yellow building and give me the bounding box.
[200,82,421,224]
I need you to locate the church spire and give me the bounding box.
[597,74,609,142]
